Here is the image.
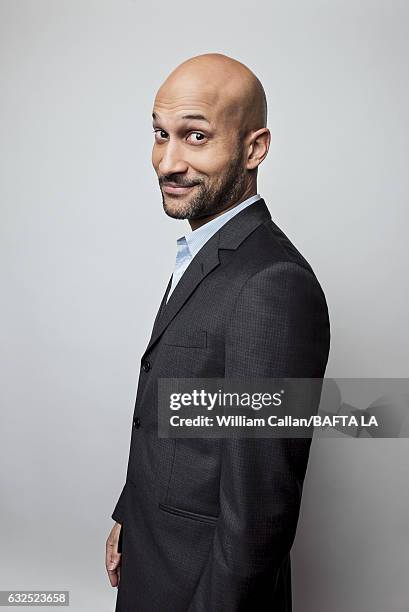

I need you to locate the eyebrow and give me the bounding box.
[152,112,210,124]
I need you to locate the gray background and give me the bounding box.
[1,1,408,610]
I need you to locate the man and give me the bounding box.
[106,53,330,611]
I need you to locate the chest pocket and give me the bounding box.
[163,329,207,348]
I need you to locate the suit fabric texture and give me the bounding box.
[112,199,331,612]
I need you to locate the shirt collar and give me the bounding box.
[180,194,262,260]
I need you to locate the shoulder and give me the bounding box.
[231,218,325,300]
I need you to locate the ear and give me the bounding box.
[245,128,271,170]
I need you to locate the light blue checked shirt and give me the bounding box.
[166,194,262,303]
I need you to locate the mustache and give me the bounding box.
[159,176,202,188]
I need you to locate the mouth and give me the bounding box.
[162,182,198,195]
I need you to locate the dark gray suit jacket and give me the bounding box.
[112,199,330,612]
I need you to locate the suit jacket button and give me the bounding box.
[133,416,141,429]
[142,360,151,372]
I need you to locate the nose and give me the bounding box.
[157,141,189,177]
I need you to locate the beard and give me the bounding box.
[160,149,247,220]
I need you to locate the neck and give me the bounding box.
[188,186,257,231]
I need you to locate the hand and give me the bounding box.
[106,522,122,587]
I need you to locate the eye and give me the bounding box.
[186,132,207,145]
[153,129,168,142]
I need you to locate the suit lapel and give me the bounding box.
[141,199,271,360]
[151,275,172,329]
[142,237,221,359]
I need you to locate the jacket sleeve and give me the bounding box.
[186,262,331,611]
[111,482,129,524]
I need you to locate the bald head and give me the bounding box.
[151,53,270,226]
[156,53,267,136]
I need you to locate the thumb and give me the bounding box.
[108,551,121,571]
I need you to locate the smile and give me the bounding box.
[162,183,197,195]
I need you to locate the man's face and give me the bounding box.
[151,84,247,220]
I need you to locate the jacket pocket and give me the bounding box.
[158,502,218,526]
[162,329,207,348]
